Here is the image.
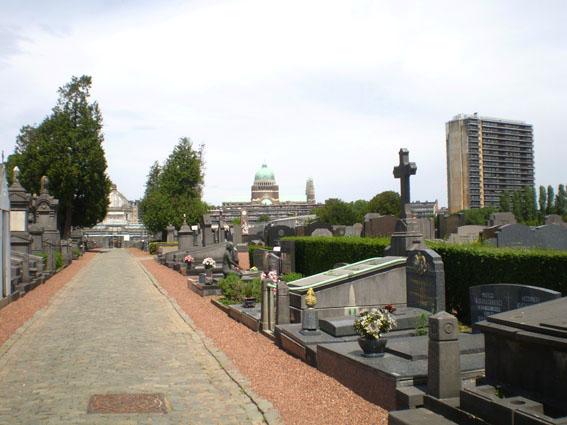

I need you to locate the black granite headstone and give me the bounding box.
[280,240,295,274]
[267,225,293,247]
[469,283,561,324]
[305,221,333,236]
[406,249,445,313]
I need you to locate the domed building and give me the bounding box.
[251,163,279,205]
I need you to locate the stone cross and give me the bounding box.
[393,148,417,218]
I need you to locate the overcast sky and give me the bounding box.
[1,0,566,207]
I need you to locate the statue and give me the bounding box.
[223,242,242,277]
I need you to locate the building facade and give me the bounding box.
[446,114,534,213]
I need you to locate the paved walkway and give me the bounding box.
[0,249,272,424]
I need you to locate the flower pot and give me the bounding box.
[357,336,387,357]
[242,297,256,308]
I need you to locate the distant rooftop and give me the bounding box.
[450,113,527,125]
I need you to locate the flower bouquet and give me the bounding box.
[202,257,216,269]
[354,305,397,339]
[184,255,194,264]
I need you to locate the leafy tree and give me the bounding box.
[458,207,497,225]
[547,185,555,214]
[350,199,368,223]
[499,190,511,212]
[512,189,523,222]
[257,215,271,222]
[522,185,537,224]
[538,186,547,213]
[556,184,567,217]
[315,198,358,225]
[365,191,401,217]
[139,137,209,235]
[6,75,111,238]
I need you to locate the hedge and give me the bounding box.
[148,242,178,255]
[283,237,390,276]
[428,242,567,323]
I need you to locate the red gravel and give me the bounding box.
[135,248,389,425]
[0,251,97,347]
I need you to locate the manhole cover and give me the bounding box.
[87,393,169,414]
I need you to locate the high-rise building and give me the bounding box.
[446,113,534,213]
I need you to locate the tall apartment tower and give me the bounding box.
[446,114,534,213]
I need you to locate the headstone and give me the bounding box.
[427,311,461,399]
[8,167,32,255]
[311,228,332,237]
[252,248,269,269]
[363,213,381,237]
[294,225,305,237]
[266,252,280,275]
[266,225,293,246]
[306,221,333,236]
[447,225,486,245]
[345,224,362,238]
[406,249,445,313]
[166,223,175,243]
[276,280,290,325]
[232,225,242,245]
[240,209,249,235]
[544,214,564,225]
[492,223,536,248]
[366,215,398,238]
[469,283,562,325]
[280,239,295,274]
[332,225,346,237]
[489,212,516,227]
[438,213,465,239]
[416,217,435,240]
[534,224,567,250]
[177,220,194,251]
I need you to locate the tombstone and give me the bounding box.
[385,149,427,256]
[492,223,536,248]
[438,213,465,239]
[294,225,305,237]
[427,311,461,399]
[469,283,562,325]
[8,167,32,255]
[202,214,213,246]
[489,212,516,227]
[177,219,194,251]
[332,225,346,237]
[280,239,295,274]
[534,224,567,250]
[366,215,398,238]
[28,224,44,256]
[406,249,445,313]
[240,209,250,235]
[416,217,435,240]
[264,252,280,275]
[447,224,486,245]
[345,224,362,238]
[34,176,60,249]
[311,228,332,237]
[252,248,269,269]
[276,280,290,325]
[305,221,333,237]
[0,165,12,300]
[266,225,293,246]
[70,228,83,253]
[166,223,175,243]
[232,225,242,245]
[544,214,564,225]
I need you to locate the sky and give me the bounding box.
[1,0,566,208]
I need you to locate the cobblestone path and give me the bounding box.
[0,249,271,424]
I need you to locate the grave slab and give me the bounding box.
[187,278,223,297]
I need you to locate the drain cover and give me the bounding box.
[87,393,168,414]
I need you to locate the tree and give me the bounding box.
[499,190,511,212]
[556,184,567,217]
[315,198,358,225]
[538,186,547,214]
[522,185,537,224]
[512,189,523,222]
[365,191,401,216]
[6,75,111,238]
[257,215,271,222]
[139,137,209,235]
[350,199,368,223]
[547,185,555,214]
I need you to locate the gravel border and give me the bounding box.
[134,249,388,425]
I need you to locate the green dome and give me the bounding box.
[254,163,275,181]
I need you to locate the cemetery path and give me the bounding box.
[0,248,274,425]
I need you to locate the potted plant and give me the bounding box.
[354,304,396,357]
[202,257,216,282]
[241,280,258,308]
[184,254,194,271]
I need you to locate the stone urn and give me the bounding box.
[358,337,387,357]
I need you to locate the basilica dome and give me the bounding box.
[254,163,275,182]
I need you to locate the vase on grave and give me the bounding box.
[242,297,256,308]
[358,337,387,357]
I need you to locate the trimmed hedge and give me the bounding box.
[283,237,390,276]
[148,242,178,255]
[428,242,567,323]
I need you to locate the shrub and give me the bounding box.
[39,253,48,267]
[55,252,64,270]
[280,272,303,283]
[149,242,178,255]
[284,237,390,276]
[217,275,262,303]
[72,248,81,258]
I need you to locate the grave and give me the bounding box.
[438,214,465,239]
[469,283,561,325]
[311,228,332,237]
[345,224,363,238]
[406,249,445,313]
[305,221,333,237]
[391,297,567,424]
[365,215,399,238]
[489,212,517,227]
[447,224,486,245]
[485,223,567,250]
[332,225,346,237]
[545,214,564,226]
[416,217,435,240]
[265,224,293,246]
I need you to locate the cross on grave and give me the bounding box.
[393,148,417,218]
